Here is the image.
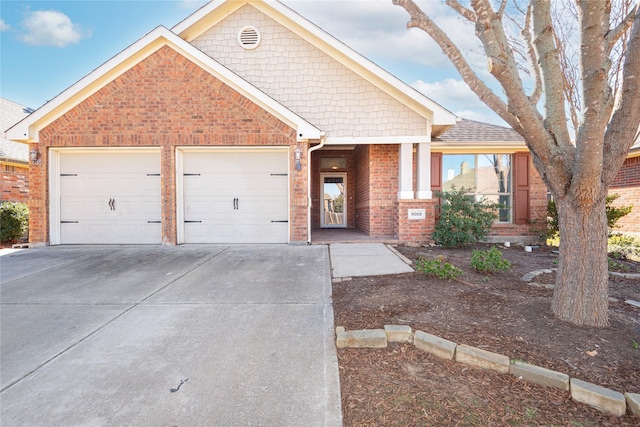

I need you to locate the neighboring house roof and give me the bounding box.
[172,0,456,136]
[432,119,527,152]
[7,25,321,143]
[1,98,31,164]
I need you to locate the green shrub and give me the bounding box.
[415,258,463,280]
[608,234,640,261]
[0,202,29,242]
[607,257,629,272]
[432,188,500,247]
[470,247,512,274]
[546,194,632,240]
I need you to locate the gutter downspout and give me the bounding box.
[307,132,326,244]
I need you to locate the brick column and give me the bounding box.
[396,199,436,244]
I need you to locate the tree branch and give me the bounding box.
[392,0,515,126]
[521,5,542,106]
[497,0,508,19]
[531,1,572,151]
[574,0,614,198]
[605,3,640,53]
[445,0,476,22]
[469,0,570,192]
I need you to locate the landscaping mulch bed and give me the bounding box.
[333,244,640,426]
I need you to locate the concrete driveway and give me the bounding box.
[0,245,342,426]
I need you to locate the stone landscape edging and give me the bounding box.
[335,325,640,418]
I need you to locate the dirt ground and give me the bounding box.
[333,244,640,426]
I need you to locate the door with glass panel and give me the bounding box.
[321,174,347,228]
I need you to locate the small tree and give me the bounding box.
[392,0,640,327]
[432,187,500,247]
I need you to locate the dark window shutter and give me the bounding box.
[514,152,530,225]
[431,152,442,221]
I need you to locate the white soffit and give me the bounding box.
[7,25,320,143]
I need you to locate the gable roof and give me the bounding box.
[1,98,31,164]
[172,0,457,136]
[432,119,527,152]
[7,26,321,143]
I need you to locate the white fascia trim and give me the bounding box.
[252,1,457,127]
[430,141,528,152]
[8,25,320,143]
[325,136,431,145]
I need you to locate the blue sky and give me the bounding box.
[0,0,503,125]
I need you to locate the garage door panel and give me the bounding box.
[182,150,289,244]
[61,153,160,174]
[58,152,161,244]
[61,222,161,245]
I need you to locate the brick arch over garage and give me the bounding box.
[31,45,302,245]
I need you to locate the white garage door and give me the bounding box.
[182,149,289,244]
[58,151,161,244]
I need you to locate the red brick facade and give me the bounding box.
[610,156,640,234]
[30,46,303,245]
[1,164,29,203]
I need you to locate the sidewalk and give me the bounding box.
[329,243,414,278]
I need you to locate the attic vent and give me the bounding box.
[238,26,261,50]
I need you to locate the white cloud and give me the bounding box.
[412,78,505,125]
[412,78,483,108]
[283,0,484,70]
[0,19,10,32]
[19,10,91,47]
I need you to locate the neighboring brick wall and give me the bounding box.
[32,45,300,245]
[1,164,29,203]
[354,145,370,233]
[192,4,427,138]
[610,156,640,234]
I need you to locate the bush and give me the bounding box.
[608,234,640,261]
[415,258,462,280]
[470,247,512,274]
[546,194,632,240]
[0,202,29,242]
[432,188,500,247]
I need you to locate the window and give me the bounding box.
[442,154,512,222]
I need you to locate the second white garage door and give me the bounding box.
[181,149,289,244]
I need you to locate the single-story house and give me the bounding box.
[3,0,583,246]
[1,98,31,203]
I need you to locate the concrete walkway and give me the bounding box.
[1,245,342,426]
[329,243,414,278]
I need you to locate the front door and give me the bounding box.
[320,174,346,228]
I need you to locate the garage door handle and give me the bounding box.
[108,198,116,211]
[233,198,239,210]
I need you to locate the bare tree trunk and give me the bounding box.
[551,196,609,327]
